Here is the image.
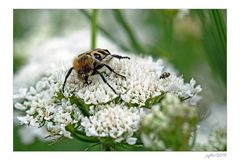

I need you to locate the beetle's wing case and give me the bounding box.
[89,48,111,62]
[94,48,111,55]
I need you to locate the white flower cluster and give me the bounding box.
[14,74,83,139]
[81,103,146,145]
[14,50,202,145]
[64,55,202,106]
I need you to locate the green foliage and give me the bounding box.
[13,125,90,151]
[55,91,91,116]
[193,127,227,151]
[66,125,100,143]
[194,10,226,89]
[69,95,91,116]
[14,10,33,39]
[141,94,199,151]
[144,93,165,108]
[65,124,145,151]
[13,53,26,73]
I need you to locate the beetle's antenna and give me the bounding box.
[62,67,73,93]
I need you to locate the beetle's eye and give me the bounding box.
[94,53,102,61]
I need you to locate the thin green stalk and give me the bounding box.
[211,10,226,49]
[190,129,197,148]
[78,10,130,51]
[113,10,144,53]
[91,9,98,50]
[209,10,226,87]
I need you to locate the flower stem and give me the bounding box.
[91,9,98,50]
[190,128,198,148]
[79,10,129,51]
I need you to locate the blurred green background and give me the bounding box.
[13,9,226,151]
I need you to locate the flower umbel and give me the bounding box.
[14,52,202,150]
[140,94,199,151]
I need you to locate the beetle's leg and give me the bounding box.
[83,75,92,86]
[38,121,45,128]
[103,64,127,80]
[99,49,130,61]
[101,54,130,62]
[111,54,130,60]
[62,67,73,93]
[95,70,118,94]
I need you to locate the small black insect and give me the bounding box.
[160,72,171,79]
[62,48,130,94]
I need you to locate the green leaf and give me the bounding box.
[145,93,165,107]
[55,91,90,116]
[69,95,91,116]
[66,125,100,143]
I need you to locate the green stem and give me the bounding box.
[79,10,129,51]
[190,128,197,148]
[113,10,144,53]
[91,9,98,50]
